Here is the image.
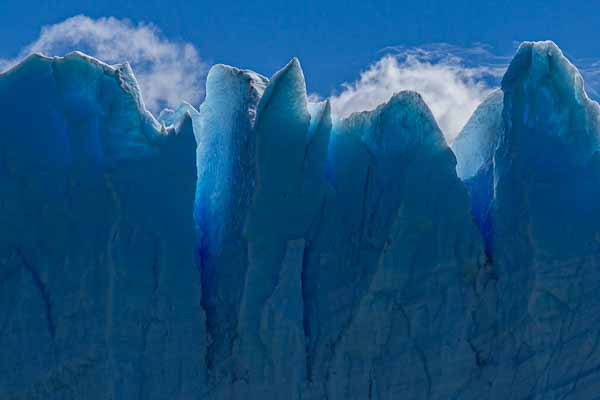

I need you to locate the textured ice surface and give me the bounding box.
[453,41,600,399]
[3,41,600,400]
[0,52,206,399]
[452,89,504,181]
[192,58,486,399]
[451,89,504,251]
[301,92,486,400]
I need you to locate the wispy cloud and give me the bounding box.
[0,15,207,112]
[328,43,509,142]
[577,60,600,100]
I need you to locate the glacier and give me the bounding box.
[1,40,600,400]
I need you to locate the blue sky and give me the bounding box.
[1,0,599,139]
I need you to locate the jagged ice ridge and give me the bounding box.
[1,41,600,399]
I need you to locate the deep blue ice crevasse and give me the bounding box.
[452,89,504,254]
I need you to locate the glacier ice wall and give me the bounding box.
[192,58,487,399]
[0,53,207,399]
[2,40,600,400]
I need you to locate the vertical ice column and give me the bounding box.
[193,64,268,383]
[233,58,331,399]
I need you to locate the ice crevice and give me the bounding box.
[15,248,56,339]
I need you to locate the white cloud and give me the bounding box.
[578,61,600,100]
[0,15,207,112]
[328,44,508,142]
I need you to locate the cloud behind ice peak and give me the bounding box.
[577,60,600,100]
[5,19,599,143]
[328,44,509,142]
[0,15,207,112]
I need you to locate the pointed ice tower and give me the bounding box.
[194,58,332,399]
[193,63,268,385]
[453,41,600,399]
